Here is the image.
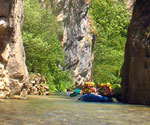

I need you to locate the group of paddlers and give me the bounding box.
[70,82,122,102]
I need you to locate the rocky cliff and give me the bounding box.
[0,0,28,99]
[126,0,134,10]
[50,0,96,87]
[121,0,150,105]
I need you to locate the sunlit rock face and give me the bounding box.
[0,0,28,99]
[50,0,96,87]
[126,0,134,10]
[121,1,150,105]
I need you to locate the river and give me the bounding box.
[0,94,150,125]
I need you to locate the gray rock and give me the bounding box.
[50,0,96,87]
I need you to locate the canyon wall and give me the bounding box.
[0,0,28,99]
[50,0,96,87]
[126,0,134,10]
[121,0,150,105]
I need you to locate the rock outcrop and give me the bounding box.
[0,0,28,99]
[50,0,96,87]
[126,0,134,10]
[121,0,150,105]
[28,73,50,95]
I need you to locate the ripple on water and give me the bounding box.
[0,95,150,124]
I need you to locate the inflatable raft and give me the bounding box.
[81,94,113,102]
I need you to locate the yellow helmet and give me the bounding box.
[91,82,95,86]
[100,83,105,86]
[85,82,89,85]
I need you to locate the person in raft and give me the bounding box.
[80,82,113,102]
[82,82,97,95]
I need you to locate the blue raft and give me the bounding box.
[81,94,113,102]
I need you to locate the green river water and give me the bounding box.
[0,94,150,125]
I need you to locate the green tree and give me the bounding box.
[90,0,129,84]
[23,0,73,92]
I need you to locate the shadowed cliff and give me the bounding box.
[121,0,150,105]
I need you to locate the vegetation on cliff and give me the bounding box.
[22,0,130,92]
[90,0,130,84]
[23,0,73,92]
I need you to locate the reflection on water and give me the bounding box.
[0,94,150,125]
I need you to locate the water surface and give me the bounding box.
[0,94,150,125]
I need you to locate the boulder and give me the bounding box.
[28,73,50,96]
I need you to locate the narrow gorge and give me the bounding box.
[0,0,150,105]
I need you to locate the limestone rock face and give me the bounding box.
[121,1,150,105]
[0,0,28,99]
[50,0,96,87]
[126,0,134,10]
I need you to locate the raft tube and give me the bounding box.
[81,94,113,102]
